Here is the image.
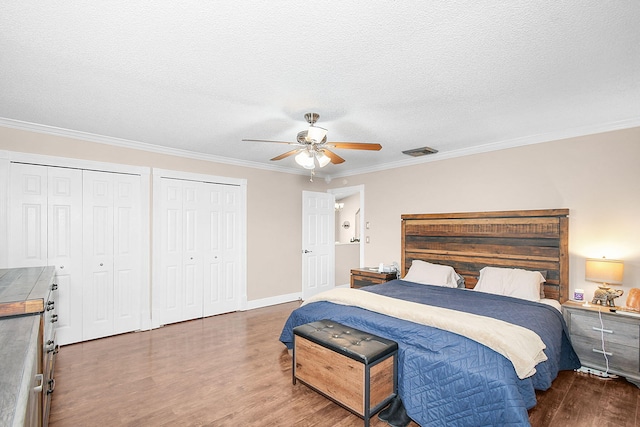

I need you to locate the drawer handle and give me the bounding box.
[47,378,56,394]
[51,283,58,291]
[592,348,613,356]
[592,326,613,334]
[46,301,55,311]
[34,374,44,393]
[51,314,58,323]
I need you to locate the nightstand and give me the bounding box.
[562,301,640,386]
[350,268,397,289]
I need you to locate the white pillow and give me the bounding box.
[403,260,460,288]
[474,267,546,302]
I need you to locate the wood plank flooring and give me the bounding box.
[49,301,640,426]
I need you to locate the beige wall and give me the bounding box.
[0,126,315,302]
[323,127,640,302]
[2,125,639,305]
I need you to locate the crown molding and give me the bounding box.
[2,116,638,182]
[0,117,309,177]
[327,117,640,180]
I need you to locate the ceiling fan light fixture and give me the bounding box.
[295,150,315,169]
[306,125,327,143]
[316,151,331,168]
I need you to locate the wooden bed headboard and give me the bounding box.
[401,209,570,303]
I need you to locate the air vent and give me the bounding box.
[402,146,438,157]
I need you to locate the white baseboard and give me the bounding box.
[244,292,302,310]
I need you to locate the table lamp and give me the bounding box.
[585,258,624,307]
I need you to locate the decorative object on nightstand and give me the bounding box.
[625,288,640,312]
[586,258,624,306]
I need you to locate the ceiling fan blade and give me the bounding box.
[322,149,345,164]
[325,142,382,151]
[243,139,295,145]
[270,149,301,161]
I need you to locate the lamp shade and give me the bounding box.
[315,151,331,168]
[295,151,315,169]
[306,126,327,143]
[585,258,624,285]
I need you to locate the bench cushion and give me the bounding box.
[293,319,398,364]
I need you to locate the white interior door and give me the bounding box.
[302,191,335,300]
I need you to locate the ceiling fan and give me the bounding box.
[242,113,382,170]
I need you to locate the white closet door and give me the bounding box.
[83,171,142,340]
[82,171,115,341]
[203,184,241,316]
[47,167,83,345]
[8,163,48,267]
[112,174,142,335]
[181,181,204,320]
[157,179,204,325]
[157,179,184,326]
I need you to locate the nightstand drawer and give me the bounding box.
[570,312,639,348]
[571,335,639,374]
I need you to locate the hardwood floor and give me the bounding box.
[49,301,640,426]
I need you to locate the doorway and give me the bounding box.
[328,185,364,287]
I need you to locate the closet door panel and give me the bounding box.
[203,187,222,315]
[8,163,48,266]
[47,167,83,345]
[113,175,141,334]
[158,180,184,325]
[82,171,115,341]
[181,182,203,320]
[203,185,241,316]
[222,187,242,308]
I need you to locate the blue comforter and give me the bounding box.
[280,280,580,426]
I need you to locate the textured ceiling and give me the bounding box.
[1,1,639,179]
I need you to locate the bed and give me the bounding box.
[280,209,580,426]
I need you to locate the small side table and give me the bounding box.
[350,268,397,289]
[562,300,640,387]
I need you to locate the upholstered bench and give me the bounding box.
[293,319,398,427]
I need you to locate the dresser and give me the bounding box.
[0,267,58,426]
[563,301,640,386]
[350,268,398,289]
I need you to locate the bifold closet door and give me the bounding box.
[156,179,242,326]
[202,184,242,317]
[82,170,142,341]
[157,179,204,326]
[9,163,83,345]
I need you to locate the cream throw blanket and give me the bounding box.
[302,288,547,379]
